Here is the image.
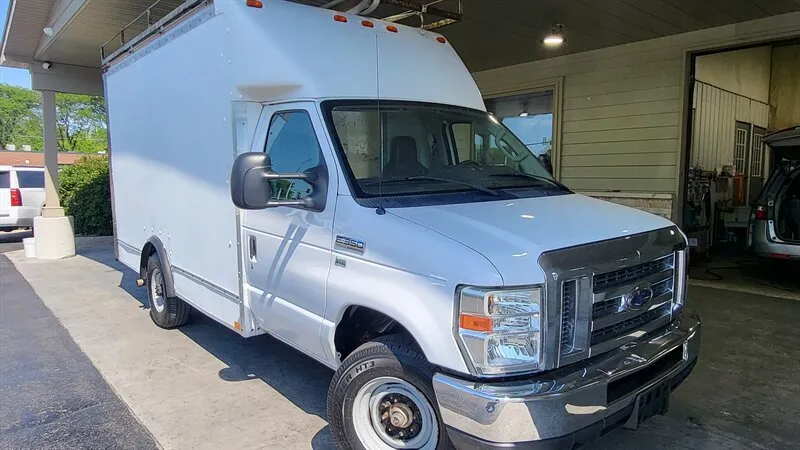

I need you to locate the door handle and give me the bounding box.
[249,235,257,261]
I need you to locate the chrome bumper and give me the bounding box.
[432,309,701,447]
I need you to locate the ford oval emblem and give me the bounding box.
[625,285,654,310]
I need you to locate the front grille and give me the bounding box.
[541,227,685,370]
[588,252,676,353]
[593,254,675,292]
[593,298,622,319]
[560,280,577,354]
[592,277,674,320]
[591,303,671,345]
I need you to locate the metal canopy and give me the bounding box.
[3,0,799,72]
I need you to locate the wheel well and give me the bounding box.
[139,242,157,278]
[334,306,419,361]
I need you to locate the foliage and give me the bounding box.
[59,156,113,236]
[0,83,107,153]
[56,93,107,152]
[0,84,41,149]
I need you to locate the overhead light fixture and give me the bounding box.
[42,62,52,70]
[43,26,54,36]
[543,24,565,47]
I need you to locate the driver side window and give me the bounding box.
[264,111,321,200]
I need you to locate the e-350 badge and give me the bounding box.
[335,236,365,254]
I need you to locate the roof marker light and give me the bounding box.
[246,0,263,8]
[361,20,374,28]
[386,25,398,33]
[436,36,446,44]
[334,15,348,23]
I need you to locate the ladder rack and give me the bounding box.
[100,0,211,67]
[100,0,462,67]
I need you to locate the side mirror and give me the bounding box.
[230,152,326,211]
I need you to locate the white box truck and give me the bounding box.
[105,1,701,448]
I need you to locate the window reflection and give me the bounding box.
[486,91,555,174]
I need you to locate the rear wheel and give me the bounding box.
[146,254,191,329]
[327,334,453,450]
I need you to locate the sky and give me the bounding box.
[0,0,33,88]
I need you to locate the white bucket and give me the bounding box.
[23,237,36,258]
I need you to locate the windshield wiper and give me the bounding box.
[364,176,499,196]
[489,172,568,190]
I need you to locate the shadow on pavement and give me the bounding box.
[0,229,32,253]
[78,244,333,423]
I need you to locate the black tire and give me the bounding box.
[327,334,454,450]
[146,253,191,329]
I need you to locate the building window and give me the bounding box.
[733,123,749,176]
[485,90,555,174]
[750,130,765,177]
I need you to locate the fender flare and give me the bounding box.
[139,236,177,298]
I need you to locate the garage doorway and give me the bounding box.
[682,41,800,291]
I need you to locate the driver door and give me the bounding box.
[240,102,338,361]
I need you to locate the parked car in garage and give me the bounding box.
[0,166,46,232]
[749,126,800,260]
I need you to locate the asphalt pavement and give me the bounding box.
[0,253,158,449]
[0,229,29,253]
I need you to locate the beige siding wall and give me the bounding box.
[476,50,684,195]
[472,11,800,219]
[695,47,772,103]
[770,44,800,131]
[691,81,769,172]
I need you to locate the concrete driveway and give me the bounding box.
[2,245,799,449]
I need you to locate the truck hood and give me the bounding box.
[389,193,675,285]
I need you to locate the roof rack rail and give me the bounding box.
[321,0,462,30]
[101,0,212,67]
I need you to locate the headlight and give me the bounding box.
[456,286,542,376]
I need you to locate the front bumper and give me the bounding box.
[432,309,701,448]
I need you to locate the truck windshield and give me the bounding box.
[323,101,569,199]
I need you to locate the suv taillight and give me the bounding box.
[754,205,766,221]
[10,188,22,207]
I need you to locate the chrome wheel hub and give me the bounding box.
[351,376,438,449]
[150,268,165,313]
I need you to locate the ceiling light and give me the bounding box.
[43,26,54,36]
[543,24,564,47]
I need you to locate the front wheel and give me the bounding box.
[327,335,453,450]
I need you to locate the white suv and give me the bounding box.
[0,166,46,232]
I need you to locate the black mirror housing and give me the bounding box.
[231,152,272,210]
[230,152,327,211]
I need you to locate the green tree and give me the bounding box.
[0,84,41,149]
[56,93,107,153]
